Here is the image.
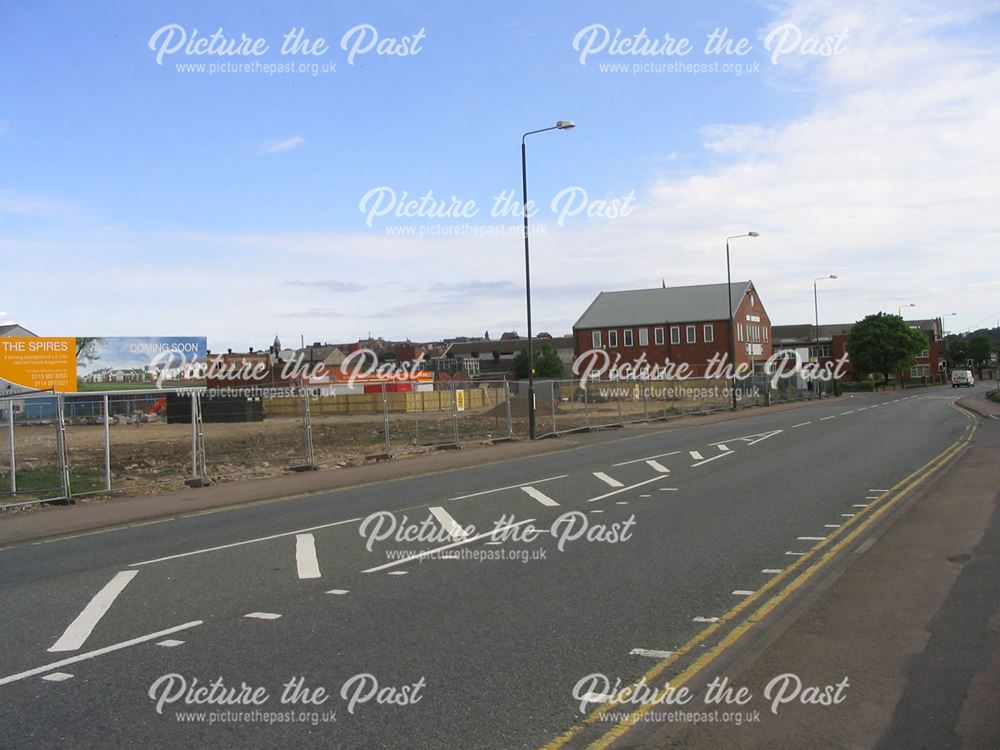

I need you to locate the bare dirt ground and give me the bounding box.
[0,406,517,503]
[0,392,739,506]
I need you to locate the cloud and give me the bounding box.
[260,134,305,154]
[427,280,518,295]
[287,279,365,293]
[3,0,999,348]
[276,308,351,319]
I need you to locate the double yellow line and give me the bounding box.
[542,412,976,750]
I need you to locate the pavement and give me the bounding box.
[0,384,991,749]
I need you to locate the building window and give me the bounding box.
[749,292,755,308]
[764,327,769,342]
[654,327,664,345]
[608,330,618,347]
[686,325,696,344]
[910,364,930,377]
[919,349,929,359]
[670,326,680,345]
[704,324,714,343]
[737,323,743,342]
[623,329,633,347]
[592,331,601,348]
[638,328,649,347]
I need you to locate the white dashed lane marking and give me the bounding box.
[295,534,322,579]
[49,570,138,653]
[40,672,73,682]
[521,486,559,507]
[428,507,469,541]
[613,451,680,467]
[593,472,624,488]
[630,648,674,659]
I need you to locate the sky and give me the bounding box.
[2,0,999,351]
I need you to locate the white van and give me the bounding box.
[951,369,975,387]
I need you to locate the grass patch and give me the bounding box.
[4,465,105,499]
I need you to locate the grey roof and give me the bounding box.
[444,336,573,358]
[573,282,752,329]
[0,324,37,337]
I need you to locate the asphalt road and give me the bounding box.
[0,385,983,749]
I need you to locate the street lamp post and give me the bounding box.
[522,120,575,440]
[898,303,916,317]
[938,312,957,384]
[726,232,759,411]
[813,275,837,398]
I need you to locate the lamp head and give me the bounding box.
[748,231,759,237]
[556,120,576,130]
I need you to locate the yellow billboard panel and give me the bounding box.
[0,338,77,393]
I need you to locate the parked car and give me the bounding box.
[951,369,975,387]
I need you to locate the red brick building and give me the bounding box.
[572,281,772,376]
[772,318,948,384]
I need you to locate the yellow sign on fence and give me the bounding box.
[455,389,466,412]
[0,338,77,393]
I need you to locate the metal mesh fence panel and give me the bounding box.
[2,395,63,503]
[202,384,310,480]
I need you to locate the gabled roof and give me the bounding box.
[443,335,574,358]
[0,324,37,337]
[573,282,752,329]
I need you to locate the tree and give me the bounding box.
[947,338,969,369]
[968,335,992,371]
[513,343,565,378]
[75,337,104,366]
[846,313,927,389]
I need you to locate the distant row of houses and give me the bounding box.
[1,280,962,393]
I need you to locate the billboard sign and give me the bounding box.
[0,338,76,394]
[76,337,207,390]
[0,336,207,394]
